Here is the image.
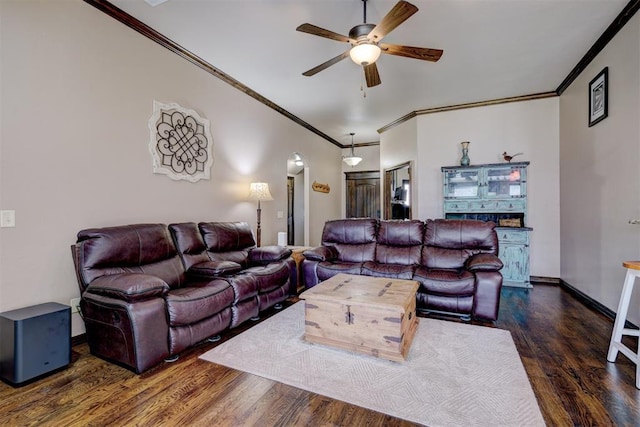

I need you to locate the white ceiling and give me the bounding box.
[110,0,627,146]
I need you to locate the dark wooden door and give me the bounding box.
[345,171,380,219]
[287,176,294,245]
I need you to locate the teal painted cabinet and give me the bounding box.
[442,162,531,288]
[496,228,531,287]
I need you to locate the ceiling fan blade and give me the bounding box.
[296,23,354,44]
[367,1,418,42]
[364,63,381,87]
[302,50,351,76]
[380,43,443,62]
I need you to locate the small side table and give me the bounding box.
[288,246,311,294]
[607,261,640,388]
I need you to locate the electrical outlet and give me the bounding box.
[0,210,15,228]
[70,298,81,314]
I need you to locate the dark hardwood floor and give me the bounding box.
[1,283,639,426]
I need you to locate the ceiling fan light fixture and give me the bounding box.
[349,43,381,65]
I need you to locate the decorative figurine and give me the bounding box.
[460,141,470,166]
[502,152,523,162]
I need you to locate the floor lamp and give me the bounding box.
[248,182,273,247]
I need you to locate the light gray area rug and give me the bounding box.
[200,302,545,426]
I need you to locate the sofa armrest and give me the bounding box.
[85,273,169,302]
[303,246,338,262]
[249,245,292,265]
[465,253,504,272]
[188,260,243,278]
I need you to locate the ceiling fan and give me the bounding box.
[296,0,443,88]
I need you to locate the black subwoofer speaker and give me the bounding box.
[0,302,71,386]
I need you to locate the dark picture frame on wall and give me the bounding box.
[588,67,608,127]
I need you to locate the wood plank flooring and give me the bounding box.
[1,283,639,426]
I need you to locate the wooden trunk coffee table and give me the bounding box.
[299,273,419,362]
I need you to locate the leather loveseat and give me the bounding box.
[71,221,295,373]
[301,218,503,321]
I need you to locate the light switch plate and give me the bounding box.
[0,210,15,228]
[277,211,284,219]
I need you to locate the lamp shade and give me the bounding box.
[248,182,274,201]
[343,132,363,167]
[349,43,381,65]
[343,156,363,166]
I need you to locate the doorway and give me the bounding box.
[345,171,381,219]
[384,162,411,220]
[287,152,308,246]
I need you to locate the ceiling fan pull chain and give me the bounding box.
[361,70,367,98]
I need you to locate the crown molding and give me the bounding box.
[379,0,639,134]
[556,0,640,94]
[83,0,343,149]
[377,92,557,134]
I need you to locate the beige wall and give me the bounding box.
[379,98,561,278]
[0,0,341,334]
[559,13,640,322]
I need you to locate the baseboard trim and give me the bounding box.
[530,276,561,285]
[72,333,87,347]
[559,279,616,320]
[558,279,638,329]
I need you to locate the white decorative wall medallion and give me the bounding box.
[148,101,214,182]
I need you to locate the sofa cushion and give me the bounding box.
[166,280,235,326]
[200,221,254,249]
[413,267,475,296]
[466,253,503,272]
[169,222,210,270]
[374,220,423,265]
[86,273,169,302]
[333,243,377,263]
[223,274,259,303]
[249,245,292,265]
[321,218,377,263]
[361,262,416,280]
[377,220,424,246]
[188,260,243,278]
[303,246,338,262]
[422,219,498,269]
[76,223,186,289]
[244,261,291,293]
[374,245,422,265]
[316,262,363,281]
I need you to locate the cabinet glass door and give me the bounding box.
[444,169,480,198]
[485,166,525,198]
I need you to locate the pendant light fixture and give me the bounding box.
[342,132,363,167]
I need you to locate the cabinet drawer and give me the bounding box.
[469,201,497,211]
[444,201,469,212]
[496,200,526,211]
[498,230,529,244]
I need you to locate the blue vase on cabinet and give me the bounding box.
[460,141,470,167]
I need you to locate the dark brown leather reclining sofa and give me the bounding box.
[71,221,295,373]
[302,218,503,321]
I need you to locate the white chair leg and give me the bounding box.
[607,269,636,362]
